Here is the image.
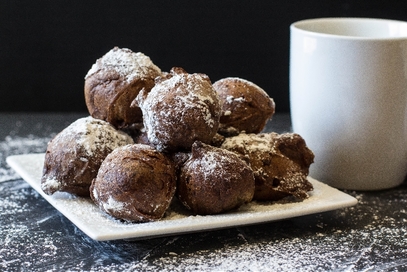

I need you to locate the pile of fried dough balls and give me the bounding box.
[41,47,314,223]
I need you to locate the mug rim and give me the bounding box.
[291,17,407,41]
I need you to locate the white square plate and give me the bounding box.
[7,153,357,241]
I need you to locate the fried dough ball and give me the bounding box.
[177,141,255,215]
[213,77,275,135]
[221,132,314,201]
[90,144,177,222]
[135,67,221,152]
[41,116,134,197]
[84,47,162,128]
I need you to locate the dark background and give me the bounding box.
[1,0,406,113]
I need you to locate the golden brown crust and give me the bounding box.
[213,77,275,135]
[90,144,177,222]
[177,141,255,215]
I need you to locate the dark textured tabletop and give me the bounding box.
[1,113,407,271]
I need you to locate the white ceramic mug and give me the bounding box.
[290,18,407,190]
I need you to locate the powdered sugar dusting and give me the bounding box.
[226,94,246,104]
[188,144,246,183]
[196,151,220,175]
[41,177,59,192]
[52,116,134,157]
[0,135,50,183]
[221,132,313,199]
[221,132,275,153]
[138,70,221,151]
[2,113,405,271]
[223,77,270,98]
[85,47,161,82]
[103,196,127,214]
[83,188,405,271]
[188,149,226,182]
[1,175,405,271]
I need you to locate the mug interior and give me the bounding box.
[293,18,407,39]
